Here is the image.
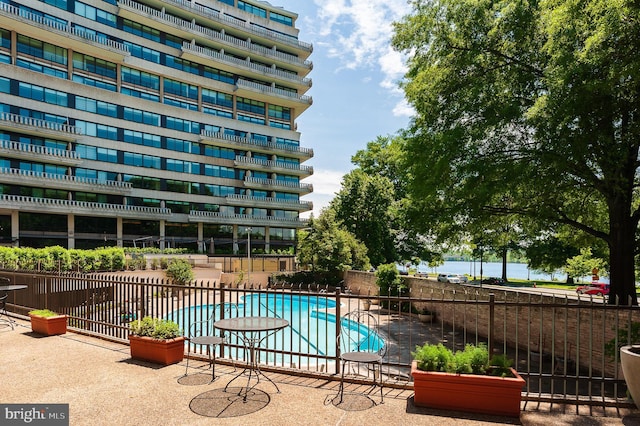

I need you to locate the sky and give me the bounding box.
[267,0,415,217]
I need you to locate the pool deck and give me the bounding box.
[2,318,640,426]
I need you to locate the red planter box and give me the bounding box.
[29,314,67,336]
[411,360,525,417]
[128,335,185,366]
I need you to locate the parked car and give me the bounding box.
[437,273,461,284]
[455,274,469,283]
[576,283,610,296]
[480,277,506,285]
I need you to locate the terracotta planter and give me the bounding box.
[411,360,525,417]
[128,334,185,366]
[621,345,640,408]
[29,314,67,336]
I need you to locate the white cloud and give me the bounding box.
[300,169,346,218]
[313,0,411,75]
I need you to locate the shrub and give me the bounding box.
[412,343,513,377]
[166,259,193,285]
[29,309,60,317]
[129,316,182,339]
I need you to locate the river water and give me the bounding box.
[409,260,604,283]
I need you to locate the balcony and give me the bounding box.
[188,210,309,228]
[182,42,311,91]
[243,177,312,195]
[235,156,312,177]
[226,194,312,212]
[0,2,129,62]
[235,79,312,111]
[200,131,313,160]
[118,0,311,71]
[152,0,312,56]
[0,194,172,219]
[0,140,81,166]
[0,168,132,195]
[0,112,82,142]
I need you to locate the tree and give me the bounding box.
[296,210,370,272]
[565,248,606,284]
[329,169,396,266]
[392,0,640,304]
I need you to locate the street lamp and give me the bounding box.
[246,227,252,285]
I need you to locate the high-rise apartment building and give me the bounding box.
[0,0,313,253]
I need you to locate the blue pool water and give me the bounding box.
[166,293,384,368]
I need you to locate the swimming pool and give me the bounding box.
[167,293,385,368]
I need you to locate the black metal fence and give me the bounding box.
[2,270,638,406]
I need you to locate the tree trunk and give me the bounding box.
[608,204,638,305]
[501,248,508,281]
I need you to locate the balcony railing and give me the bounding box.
[118,0,311,69]
[0,168,132,193]
[163,0,312,52]
[0,112,82,136]
[226,194,312,210]
[0,139,80,162]
[182,42,311,87]
[235,79,312,104]
[189,210,308,227]
[235,156,313,174]
[0,2,129,55]
[244,176,313,193]
[200,130,313,158]
[0,194,171,218]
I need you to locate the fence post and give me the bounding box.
[335,286,341,375]
[488,293,495,356]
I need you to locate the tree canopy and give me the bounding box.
[392,0,640,304]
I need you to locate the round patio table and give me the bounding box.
[214,316,289,402]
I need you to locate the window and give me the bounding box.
[123,130,161,148]
[237,97,265,115]
[164,78,198,100]
[18,83,68,107]
[73,53,116,78]
[122,19,160,41]
[238,1,266,18]
[17,35,67,65]
[72,75,117,92]
[75,2,117,27]
[123,42,160,63]
[121,67,160,90]
[270,11,293,26]
[76,96,118,117]
[202,88,233,108]
[123,108,161,126]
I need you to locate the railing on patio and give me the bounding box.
[2,270,638,407]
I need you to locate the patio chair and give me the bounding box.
[184,303,238,383]
[336,310,386,404]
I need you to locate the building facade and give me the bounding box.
[0,0,313,253]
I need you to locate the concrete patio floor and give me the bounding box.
[2,318,640,426]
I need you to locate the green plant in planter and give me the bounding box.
[412,342,514,377]
[28,309,60,317]
[129,316,182,339]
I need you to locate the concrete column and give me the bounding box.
[116,217,123,248]
[232,225,238,254]
[159,220,166,250]
[197,222,204,253]
[265,226,270,253]
[11,211,19,247]
[67,214,75,249]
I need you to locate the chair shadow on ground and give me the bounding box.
[324,392,378,411]
[189,386,270,418]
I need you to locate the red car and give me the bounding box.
[576,283,610,296]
